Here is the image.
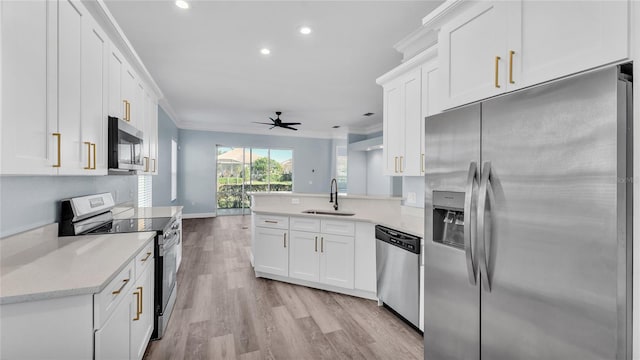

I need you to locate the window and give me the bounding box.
[137,175,152,207]
[171,139,177,201]
[335,145,347,194]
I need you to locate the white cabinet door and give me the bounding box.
[289,231,320,282]
[122,67,136,125]
[130,262,154,360]
[57,0,85,175]
[509,0,628,90]
[149,94,159,175]
[439,1,508,109]
[319,234,354,289]
[0,0,57,175]
[401,68,422,176]
[81,13,108,174]
[95,294,130,360]
[108,47,124,119]
[421,61,439,175]
[254,227,289,277]
[134,82,145,134]
[382,80,402,175]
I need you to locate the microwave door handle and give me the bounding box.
[464,162,479,285]
[478,161,493,292]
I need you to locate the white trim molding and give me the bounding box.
[182,213,217,219]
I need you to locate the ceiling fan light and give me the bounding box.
[299,26,312,35]
[260,48,271,55]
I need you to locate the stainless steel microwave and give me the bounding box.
[108,116,144,173]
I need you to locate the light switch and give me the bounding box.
[291,198,300,205]
[407,192,417,204]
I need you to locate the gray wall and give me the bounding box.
[178,129,332,215]
[0,175,137,237]
[346,134,368,195]
[152,106,180,207]
[366,149,393,195]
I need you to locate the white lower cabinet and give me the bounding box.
[130,261,154,360]
[289,230,321,282]
[254,226,289,276]
[95,292,131,360]
[319,233,354,289]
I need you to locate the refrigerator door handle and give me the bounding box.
[464,162,479,285]
[478,161,492,292]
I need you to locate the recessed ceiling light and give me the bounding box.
[260,48,271,55]
[299,26,312,35]
[175,0,189,9]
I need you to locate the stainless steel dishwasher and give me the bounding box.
[376,225,421,329]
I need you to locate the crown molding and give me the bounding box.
[376,45,438,86]
[422,0,468,28]
[83,0,164,99]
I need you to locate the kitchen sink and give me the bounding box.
[302,209,355,216]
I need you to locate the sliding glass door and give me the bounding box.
[216,146,293,215]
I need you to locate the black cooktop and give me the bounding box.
[86,217,173,234]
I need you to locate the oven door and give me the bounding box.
[160,233,178,310]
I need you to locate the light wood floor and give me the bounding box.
[144,216,423,360]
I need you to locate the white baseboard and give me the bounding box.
[182,212,217,219]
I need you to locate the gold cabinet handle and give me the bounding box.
[112,278,130,295]
[91,143,96,170]
[494,56,501,88]
[152,158,156,172]
[123,100,128,121]
[52,133,61,167]
[140,251,152,262]
[132,287,142,320]
[128,101,131,121]
[321,237,324,253]
[315,236,318,252]
[283,233,287,248]
[84,142,91,169]
[394,156,398,173]
[421,153,425,173]
[138,286,143,315]
[144,156,150,172]
[399,156,403,173]
[509,50,515,84]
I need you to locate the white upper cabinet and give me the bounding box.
[439,1,509,110]
[382,67,423,176]
[142,90,158,174]
[108,47,125,120]
[1,0,57,175]
[508,1,629,90]
[81,14,108,174]
[383,80,402,175]
[439,0,629,110]
[401,68,422,176]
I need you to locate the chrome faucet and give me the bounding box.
[329,178,339,211]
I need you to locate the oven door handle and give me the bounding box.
[159,232,179,256]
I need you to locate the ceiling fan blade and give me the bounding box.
[253,122,274,125]
[269,125,276,129]
[280,125,298,131]
[269,117,276,122]
[280,122,301,126]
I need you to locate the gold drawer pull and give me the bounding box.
[509,50,515,84]
[52,133,61,168]
[315,236,318,252]
[91,143,96,170]
[494,56,501,88]
[111,278,130,295]
[133,287,142,321]
[140,252,152,262]
[283,233,287,248]
[84,142,91,169]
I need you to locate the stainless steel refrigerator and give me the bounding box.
[423,65,632,360]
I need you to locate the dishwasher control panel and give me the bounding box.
[375,225,421,254]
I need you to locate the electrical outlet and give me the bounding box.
[291,198,300,205]
[407,192,417,204]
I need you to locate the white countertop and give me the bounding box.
[112,206,183,220]
[0,228,155,305]
[249,192,404,201]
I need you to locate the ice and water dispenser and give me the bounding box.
[432,191,465,249]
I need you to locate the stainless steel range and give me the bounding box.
[59,192,179,339]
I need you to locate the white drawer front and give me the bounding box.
[134,240,154,280]
[290,217,321,232]
[255,214,289,229]
[321,220,355,236]
[94,260,134,329]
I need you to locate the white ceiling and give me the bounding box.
[105,1,443,138]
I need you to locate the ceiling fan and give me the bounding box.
[254,111,301,131]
